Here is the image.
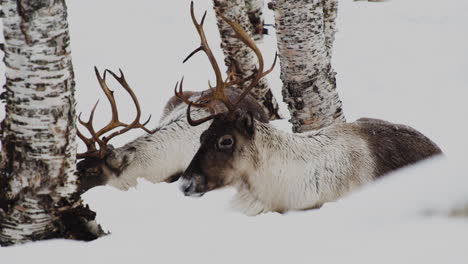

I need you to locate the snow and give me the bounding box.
[1,0,468,263]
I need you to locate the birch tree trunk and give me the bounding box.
[213,0,281,120]
[0,0,103,246]
[271,0,345,132]
[244,0,265,41]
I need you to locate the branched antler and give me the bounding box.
[175,1,277,126]
[77,67,156,159]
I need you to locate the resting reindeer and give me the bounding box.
[177,11,443,215]
[76,4,272,193]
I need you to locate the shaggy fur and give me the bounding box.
[180,113,442,215]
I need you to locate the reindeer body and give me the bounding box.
[102,104,208,189]
[180,113,442,215]
[232,121,374,215]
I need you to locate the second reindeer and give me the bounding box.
[178,4,442,215]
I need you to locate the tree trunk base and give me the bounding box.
[0,193,106,247]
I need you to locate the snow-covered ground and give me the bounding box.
[1,0,467,263]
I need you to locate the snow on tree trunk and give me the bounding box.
[213,0,281,120]
[0,0,103,246]
[270,0,345,132]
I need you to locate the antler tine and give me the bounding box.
[186,2,232,107]
[174,77,208,108]
[217,12,275,108]
[102,69,157,142]
[183,47,203,64]
[93,67,121,133]
[105,69,140,124]
[76,125,93,149]
[208,80,215,92]
[225,71,256,88]
[178,2,276,127]
[77,109,98,151]
[226,53,278,87]
[76,128,96,159]
[142,115,152,126]
[199,8,207,26]
[186,102,218,126]
[77,67,156,160]
[76,101,105,158]
[77,101,100,141]
[224,69,235,83]
[225,52,277,88]
[185,3,218,71]
[77,68,125,159]
[173,2,238,126]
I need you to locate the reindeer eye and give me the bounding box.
[218,135,234,149]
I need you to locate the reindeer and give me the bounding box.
[177,10,443,215]
[76,3,271,193]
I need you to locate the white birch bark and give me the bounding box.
[0,0,102,246]
[322,0,338,59]
[213,0,281,120]
[271,0,345,132]
[244,0,265,41]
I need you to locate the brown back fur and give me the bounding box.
[356,118,442,178]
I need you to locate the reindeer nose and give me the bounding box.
[178,176,194,196]
[182,181,193,195]
[178,175,205,197]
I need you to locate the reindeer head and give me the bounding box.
[180,110,258,196]
[177,2,275,196]
[76,67,156,193]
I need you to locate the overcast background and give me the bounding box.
[1,0,467,263]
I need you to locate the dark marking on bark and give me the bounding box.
[0,90,8,103]
[261,90,282,120]
[10,119,27,126]
[16,0,33,45]
[0,136,16,214]
[267,2,276,10]
[31,94,45,101]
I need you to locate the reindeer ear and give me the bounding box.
[236,111,255,136]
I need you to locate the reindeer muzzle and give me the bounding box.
[178,174,205,197]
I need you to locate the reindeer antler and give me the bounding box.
[175,1,277,126]
[77,67,156,159]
